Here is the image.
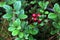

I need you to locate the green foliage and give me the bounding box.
[8,26,16,32]
[53,3,60,13]
[13,1,21,11]
[12,30,19,36]
[29,28,39,35]
[50,30,59,35]
[5,0,17,4]
[15,37,20,40]
[52,22,60,29]
[3,5,12,13]
[45,11,49,14]
[3,13,12,20]
[1,0,60,40]
[19,32,24,38]
[0,2,6,7]
[13,18,21,26]
[18,14,27,19]
[39,9,44,13]
[38,1,49,10]
[48,13,57,20]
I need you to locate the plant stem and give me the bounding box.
[57,32,60,40]
[12,11,15,22]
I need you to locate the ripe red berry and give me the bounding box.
[38,20,41,23]
[37,14,40,17]
[33,18,37,22]
[32,14,37,18]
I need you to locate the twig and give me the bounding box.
[48,35,57,40]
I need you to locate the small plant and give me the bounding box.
[2,1,29,40]
[1,0,60,40]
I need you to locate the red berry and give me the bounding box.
[38,20,41,23]
[33,18,37,22]
[37,14,40,17]
[32,14,37,18]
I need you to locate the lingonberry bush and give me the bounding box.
[0,0,60,40]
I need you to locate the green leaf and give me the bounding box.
[15,11,20,14]
[38,1,49,10]
[38,1,43,9]
[21,21,27,28]
[6,0,17,4]
[50,30,59,35]
[29,36,34,40]
[45,11,49,14]
[30,28,39,35]
[44,19,48,23]
[13,18,21,26]
[58,13,60,20]
[39,22,44,26]
[15,9,24,14]
[18,14,28,19]
[9,22,15,27]
[12,30,19,36]
[58,22,60,26]
[19,32,24,38]
[28,24,35,29]
[33,22,38,26]
[44,1,49,9]
[53,3,60,13]
[15,37,20,40]
[17,26,21,30]
[3,5,12,13]
[13,1,21,11]
[20,9,24,14]
[48,13,57,19]
[2,13,12,20]
[39,9,44,13]
[8,26,16,32]
[30,1,36,4]
[52,22,60,29]
[15,37,24,40]
[24,34,29,39]
[0,2,6,7]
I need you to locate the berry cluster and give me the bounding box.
[32,13,41,23]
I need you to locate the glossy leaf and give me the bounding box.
[3,5,12,13]
[29,36,34,40]
[30,28,39,35]
[17,26,21,30]
[8,26,16,32]
[30,1,36,4]
[13,1,21,11]
[39,22,44,26]
[12,30,19,36]
[5,0,17,4]
[45,11,49,14]
[53,3,60,13]
[2,13,12,20]
[39,9,44,13]
[19,32,24,38]
[15,37,20,40]
[15,11,20,14]
[24,34,29,39]
[48,13,57,19]
[52,22,60,29]
[38,1,49,10]
[20,9,24,14]
[0,2,6,7]
[44,1,49,9]
[18,14,27,19]
[13,18,21,26]
[50,30,59,35]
